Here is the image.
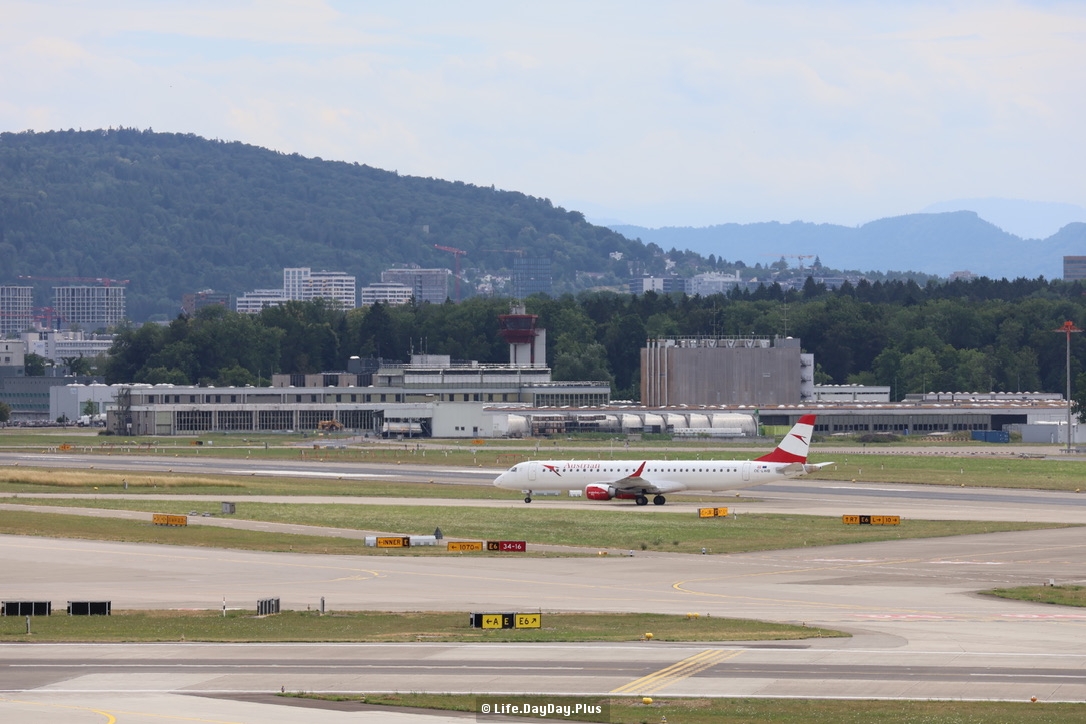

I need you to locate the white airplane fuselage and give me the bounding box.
[492,458,822,505]
[493,414,828,505]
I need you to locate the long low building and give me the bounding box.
[109,355,613,437]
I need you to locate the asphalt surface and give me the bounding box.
[2,450,1086,722]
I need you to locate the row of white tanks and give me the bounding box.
[505,412,757,437]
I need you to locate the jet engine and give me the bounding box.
[585,483,618,501]
[586,483,643,501]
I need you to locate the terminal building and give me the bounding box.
[109,356,611,437]
[108,310,611,436]
[69,317,1082,443]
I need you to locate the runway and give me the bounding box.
[2,453,1086,721]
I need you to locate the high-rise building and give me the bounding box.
[52,286,125,330]
[0,286,33,338]
[284,268,357,309]
[1064,256,1086,281]
[359,282,414,306]
[381,267,449,305]
[512,256,552,298]
[235,289,288,314]
[303,271,357,309]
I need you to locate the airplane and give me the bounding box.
[493,414,831,505]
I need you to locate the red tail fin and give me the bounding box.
[756,414,815,463]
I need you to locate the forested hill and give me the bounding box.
[0,129,652,320]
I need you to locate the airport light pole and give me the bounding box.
[1055,321,1082,454]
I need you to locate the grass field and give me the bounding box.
[982,585,1086,607]
[289,693,1083,723]
[0,466,526,498]
[0,609,840,643]
[817,454,1086,491]
[0,504,1066,555]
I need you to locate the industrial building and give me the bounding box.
[642,336,814,407]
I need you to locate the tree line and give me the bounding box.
[103,276,1086,410]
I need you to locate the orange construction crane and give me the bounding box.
[433,245,467,302]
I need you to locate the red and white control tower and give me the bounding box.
[498,305,547,368]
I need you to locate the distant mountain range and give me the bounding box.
[609,212,1086,280]
[920,198,1086,240]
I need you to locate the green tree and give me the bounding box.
[218,364,257,387]
[62,355,93,376]
[24,353,48,376]
[900,347,942,395]
[1074,371,1086,424]
[0,401,10,423]
[552,341,614,386]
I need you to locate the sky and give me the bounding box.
[2,0,1085,234]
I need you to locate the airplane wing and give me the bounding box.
[606,462,688,496]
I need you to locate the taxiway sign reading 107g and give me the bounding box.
[493,414,830,506]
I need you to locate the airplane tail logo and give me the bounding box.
[756,414,815,464]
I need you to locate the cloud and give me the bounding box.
[1,1,1084,227]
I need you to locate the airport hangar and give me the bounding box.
[107,364,1071,441]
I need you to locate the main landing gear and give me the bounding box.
[634,494,667,506]
[524,491,532,503]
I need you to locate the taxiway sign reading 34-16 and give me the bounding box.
[493,414,830,505]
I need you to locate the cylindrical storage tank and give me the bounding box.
[599,414,621,433]
[641,413,665,434]
[710,413,758,436]
[664,413,688,431]
[687,413,711,429]
[506,415,530,437]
